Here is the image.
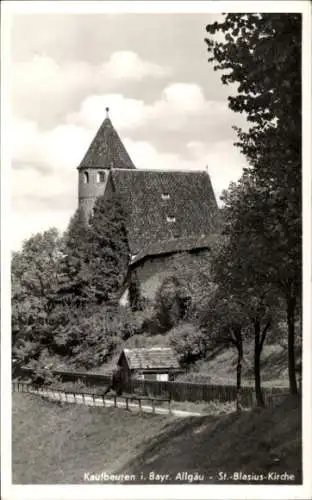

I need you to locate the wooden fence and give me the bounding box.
[12,381,172,414]
[13,366,288,408]
[122,378,288,408]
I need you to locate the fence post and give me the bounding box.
[114,395,117,408]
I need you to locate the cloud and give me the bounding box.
[12,116,92,171]
[68,94,147,131]
[12,51,169,124]
[102,51,169,80]
[11,210,73,253]
[68,83,233,136]
[162,83,205,112]
[124,137,246,197]
[185,140,247,200]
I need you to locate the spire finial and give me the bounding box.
[105,107,110,118]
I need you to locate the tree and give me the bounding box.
[87,192,129,304]
[205,14,301,394]
[53,208,93,308]
[49,304,123,370]
[205,14,301,149]
[200,289,248,411]
[152,275,191,334]
[128,270,144,312]
[45,194,130,368]
[169,323,209,367]
[54,193,129,309]
[11,228,63,366]
[212,177,284,407]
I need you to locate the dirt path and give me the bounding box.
[26,387,203,417]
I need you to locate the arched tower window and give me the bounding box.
[83,171,89,184]
[96,171,106,183]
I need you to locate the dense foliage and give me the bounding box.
[12,229,63,368]
[205,13,301,398]
[12,194,131,373]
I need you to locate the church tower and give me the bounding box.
[77,107,135,221]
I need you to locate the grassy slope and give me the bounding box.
[12,393,174,484]
[13,393,301,484]
[123,396,302,484]
[178,343,298,387]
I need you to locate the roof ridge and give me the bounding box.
[113,168,207,173]
[124,347,172,351]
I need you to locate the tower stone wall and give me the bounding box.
[78,167,109,221]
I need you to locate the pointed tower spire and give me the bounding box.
[78,109,135,170]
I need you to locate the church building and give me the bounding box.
[77,108,219,303]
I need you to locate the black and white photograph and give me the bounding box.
[1,1,311,499]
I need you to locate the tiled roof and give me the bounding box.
[77,114,220,261]
[130,234,218,264]
[78,117,135,170]
[110,169,219,258]
[119,347,180,370]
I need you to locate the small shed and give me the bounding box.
[116,347,183,384]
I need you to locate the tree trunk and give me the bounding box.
[286,295,298,395]
[254,320,265,407]
[236,335,243,412]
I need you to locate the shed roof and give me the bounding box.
[118,347,180,370]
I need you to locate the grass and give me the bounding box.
[178,342,300,388]
[170,400,239,414]
[120,396,302,484]
[13,391,301,484]
[12,392,174,484]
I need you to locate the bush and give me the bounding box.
[169,323,209,367]
[118,307,152,340]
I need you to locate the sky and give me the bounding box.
[10,12,249,251]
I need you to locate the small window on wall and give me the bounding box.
[97,171,105,183]
[83,172,89,184]
[167,216,176,223]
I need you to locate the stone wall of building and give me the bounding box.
[135,255,174,301]
[132,249,211,302]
